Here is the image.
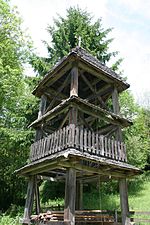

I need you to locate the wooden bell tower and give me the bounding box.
[17,47,140,225]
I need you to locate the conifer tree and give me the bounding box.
[31,7,120,76]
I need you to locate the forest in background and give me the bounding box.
[0,0,149,222]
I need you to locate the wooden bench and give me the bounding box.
[130,211,150,224]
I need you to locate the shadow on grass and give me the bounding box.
[128,174,147,196]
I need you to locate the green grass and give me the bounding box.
[129,180,150,211]
[83,176,150,211]
[0,215,20,225]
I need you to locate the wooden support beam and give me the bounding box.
[35,176,40,215]
[112,87,129,224]
[112,86,120,115]
[29,96,132,129]
[38,95,47,118]
[44,91,62,102]
[58,111,69,129]
[27,164,60,176]
[45,87,68,101]
[70,66,78,97]
[69,108,78,125]
[87,84,112,101]
[104,126,118,138]
[78,61,113,84]
[76,180,83,210]
[33,60,72,97]
[77,174,108,183]
[22,176,35,224]
[44,63,71,88]
[112,86,124,141]
[17,158,62,176]
[80,72,107,109]
[45,74,70,113]
[83,77,101,91]
[69,65,78,125]
[79,113,93,131]
[64,168,76,225]
[119,179,129,225]
[97,124,116,135]
[75,100,129,128]
[23,95,47,223]
[58,161,129,179]
[35,95,47,140]
[29,99,70,128]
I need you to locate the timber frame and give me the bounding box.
[17,46,141,225]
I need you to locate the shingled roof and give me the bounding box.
[33,46,129,96]
[72,46,127,83]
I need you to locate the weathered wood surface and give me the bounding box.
[30,210,116,224]
[22,176,35,224]
[70,66,78,97]
[29,96,132,129]
[30,210,150,224]
[30,125,127,163]
[64,168,76,225]
[119,179,129,225]
[32,47,129,99]
[31,209,150,224]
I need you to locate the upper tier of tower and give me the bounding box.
[33,46,129,105]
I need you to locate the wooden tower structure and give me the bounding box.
[17,47,140,225]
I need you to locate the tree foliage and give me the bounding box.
[120,91,149,169]
[0,0,36,210]
[31,7,120,76]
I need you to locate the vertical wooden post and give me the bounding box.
[34,95,47,212]
[35,95,47,141]
[70,65,78,97]
[23,95,47,224]
[119,179,129,225]
[69,108,78,125]
[69,64,82,219]
[76,180,83,210]
[38,95,47,118]
[112,86,129,224]
[35,176,40,215]
[64,168,76,225]
[22,176,35,224]
[112,86,120,115]
[64,64,78,224]
[112,86,122,141]
[69,65,78,125]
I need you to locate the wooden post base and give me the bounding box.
[64,168,76,225]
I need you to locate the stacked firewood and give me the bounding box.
[30,210,115,223]
[30,211,63,223]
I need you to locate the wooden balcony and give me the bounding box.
[30,124,127,163]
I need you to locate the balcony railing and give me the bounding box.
[30,124,127,162]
